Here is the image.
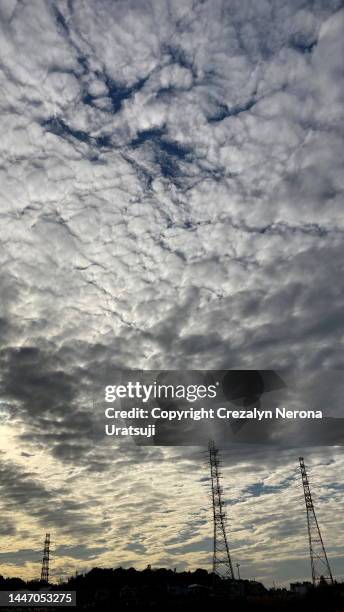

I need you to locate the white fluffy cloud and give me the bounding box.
[0,0,344,586]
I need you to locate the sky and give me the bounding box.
[0,0,344,588]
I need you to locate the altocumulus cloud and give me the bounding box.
[0,0,344,586]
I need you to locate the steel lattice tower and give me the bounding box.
[209,441,234,579]
[40,533,50,583]
[299,457,333,586]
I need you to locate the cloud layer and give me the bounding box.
[0,0,344,586]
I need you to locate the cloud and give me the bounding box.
[0,0,343,586]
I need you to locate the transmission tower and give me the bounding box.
[299,457,333,586]
[40,533,50,583]
[208,440,234,579]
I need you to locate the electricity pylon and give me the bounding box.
[299,457,333,586]
[40,533,50,583]
[209,440,234,579]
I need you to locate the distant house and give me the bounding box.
[290,581,312,595]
